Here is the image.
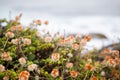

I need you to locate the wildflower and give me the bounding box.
[58,40,65,46]
[3,75,9,80]
[66,62,73,68]
[84,35,91,41]
[19,57,26,66]
[36,32,41,38]
[19,71,30,80]
[23,38,31,45]
[51,69,59,78]
[44,36,52,43]
[80,38,87,47]
[101,71,105,76]
[15,16,20,21]
[28,64,37,71]
[0,64,5,72]
[103,48,111,54]
[35,76,39,80]
[1,52,12,61]
[11,38,20,45]
[90,76,98,80]
[84,63,93,70]
[70,71,78,78]
[76,33,82,39]
[87,58,92,63]
[106,59,117,67]
[67,53,73,58]
[72,43,79,50]
[112,50,119,57]
[51,53,60,62]
[65,36,74,45]
[10,26,16,31]
[17,25,23,31]
[44,20,49,25]
[5,32,14,38]
[36,19,42,25]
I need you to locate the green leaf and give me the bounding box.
[27,54,35,61]
[0,72,5,79]
[33,60,39,64]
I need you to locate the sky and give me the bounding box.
[0,0,120,17]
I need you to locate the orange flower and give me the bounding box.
[17,25,23,31]
[44,20,49,25]
[84,35,91,41]
[51,53,60,62]
[36,19,42,25]
[5,32,14,38]
[80,38,87,47]
[58,40,65,46]
[85,63,93,70]
[0,64,5,72]
[15,16,20,21]
[106,59,117,67]
[90,76,98,80]
[72,43,79,50]
[3,75,9,80]
[64,36,74,45]
[1,52,12,61]
[51,69,59,78]
[66,62,73,68]
[70,71,78,78]
[10,25,23,31]
[112,50,119,57]
[44,36,52,43]
[103,48,111,54]
[19,71,30,80]
[10,26,16,31]
[19,57,26,66]
[11,38,20,45]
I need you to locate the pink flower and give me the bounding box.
[5,32,14,38]
[19,57,26,66]
[66,62,73,68]
[51,53,60,62]
[51,69,59,78]
[0,64,5,72]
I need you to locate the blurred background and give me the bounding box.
[0,0,120,49]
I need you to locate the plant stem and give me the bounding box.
[84,71,88,80]
[3,38,9,50]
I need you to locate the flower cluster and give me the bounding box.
[0,15,119,80]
